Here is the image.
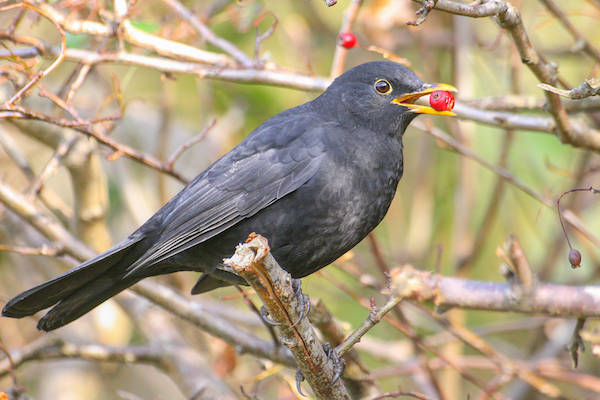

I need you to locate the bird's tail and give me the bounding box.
[2,236,144,331]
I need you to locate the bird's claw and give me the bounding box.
[291,278,302,296]
[295,368,306,397]
[293,343,344,396]
[323,342,345,383]
[260,305,281,326]
[291,293,311,328]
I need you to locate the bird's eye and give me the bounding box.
[374,79,392,94]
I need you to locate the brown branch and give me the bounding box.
[320,271,498,394]
[26,136,77,198]
[58,48,330,91]
[411,0,508,18]
[0,335,238,399]
[412,302,562,398]
[412,120,600,249]
[0,2,66,106]
[495,5,597,149]
[0,243,63,257]
[499,235,534,290]
[35,2,112,36]
[371,390,436,400]
[335,295,402,357]
[463,95,600,113]
[0,337,164,378]
[389,264,600,318]
[0,106,188,183]
[412,0,600,151]
[166,118,216,170]
[131,280,296,368]
[253,12,279,65]
[6,43,597,150]
[309,299,378,399]
[0,125,73,222]
[539,79,600,100]
[225,234,351,400]
[160,0,254,67]
[0,180,296,368]
[0,180,95,261]
[538,0,600,63]
[330,0,364,78]
[112,0,234,67]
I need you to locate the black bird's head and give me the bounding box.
[315,61,457,135]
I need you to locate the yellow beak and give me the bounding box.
[392,83,458,116]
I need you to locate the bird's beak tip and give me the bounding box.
[392,83,457,116]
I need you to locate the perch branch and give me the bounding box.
[225,234,351,400]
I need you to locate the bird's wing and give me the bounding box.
[125,111,329,275]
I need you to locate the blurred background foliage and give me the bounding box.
[1,0,599,399]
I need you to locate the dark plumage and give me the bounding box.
[2,61,455,331]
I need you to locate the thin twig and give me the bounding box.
[413,121,600,248]
[253,12,278,66]
[335,295,401,357]
[1,2,66,106]
[567,318,586,368]
[160,0,254,67]
[0,105,188,183]
[538,0,600,63]
[166,118,216,169]
[329,0,364,78]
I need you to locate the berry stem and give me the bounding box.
[556,186,599,250]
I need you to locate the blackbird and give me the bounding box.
[2,61,456,331]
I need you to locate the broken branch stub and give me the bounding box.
[224,234,351,400]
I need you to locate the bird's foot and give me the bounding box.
[260,305,281,326]
[293,342,345,395]
[291,278,302,296]
[323,342,345,383]
[291,293,311,328]
[295,368,307,397]
[290,278,311,327]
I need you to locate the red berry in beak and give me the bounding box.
[338,32,357,49]
[429,90,455,112]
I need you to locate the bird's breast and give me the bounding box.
[267,132,403,276]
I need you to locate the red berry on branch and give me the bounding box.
[429,90,455,112]
[568,248,582,268]
[338,32,357,49]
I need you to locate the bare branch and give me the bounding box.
[160,0,254,67]
[0,2,66,106]
[0,337,164,378]
[411,0,508,18]
[166,118,216,170]
[539,79,600,100]
[412,120,600,248]
[411,0,600,152]
[538,0,600,63]
[330,0,364,78]
[131,280,296,367]
[389,264,600,318]
[0,106,188,183]
[225,234,351,400]
[335,296,401,357]
[0,180,296,368]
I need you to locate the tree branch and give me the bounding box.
[389,264,600,318]
[225,234,351,400]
